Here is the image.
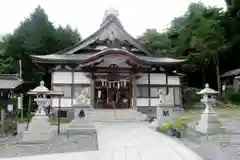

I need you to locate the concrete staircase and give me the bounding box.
[91,109,148,122]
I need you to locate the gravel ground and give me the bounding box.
[179,116,240,159]
[0,123,98,158]
[181,134,240,160]
[0,134,98,157]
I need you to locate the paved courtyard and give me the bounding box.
[0,109,240,159]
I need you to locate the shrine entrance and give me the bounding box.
[94,73,132,109]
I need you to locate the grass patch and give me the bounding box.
[49,119,71,125]
[157,116,188,133]
[17,118,29,124]
[218,114,232,118]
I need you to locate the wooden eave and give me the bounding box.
[31,48,186,66]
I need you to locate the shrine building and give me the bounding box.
[31,8,186,119]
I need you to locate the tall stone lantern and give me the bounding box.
[22,81,63,143]
[195,84,221,134]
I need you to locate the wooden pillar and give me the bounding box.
[26,96,32,131]
[179,76,183,106]
[71,71,74,105]
[147,71,151,107]
[132,73,137,109]
[57,97,61,135]
[173,87,176,106]
[1,109,4,137]
[90,73,95,107]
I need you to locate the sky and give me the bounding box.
[0,0,226,38]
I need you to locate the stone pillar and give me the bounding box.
[156,105,173,125]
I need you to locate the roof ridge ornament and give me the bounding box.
[102,7,119,24]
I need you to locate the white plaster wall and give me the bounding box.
[136,98,149,106]
[150,98,160,106]
[168,76,180,85]
[52,72,72,84]
[51,98,72,107]
[73,98,90,105]
[136,73,148,84]
[174,87,181,105]
[74,72,90,84]
[150,73,167,85]
[52,98,91,108]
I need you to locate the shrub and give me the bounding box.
[221,87,240,105]
[157,116,188,133]
[183,87,201,105]
[157,122,172,132]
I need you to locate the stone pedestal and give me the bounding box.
[22,98,53,143]
[22,116,53,143]
[65,104,96,136]
[151,105,172,127]
[195,104,222,134]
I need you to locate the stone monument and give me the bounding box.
[22,81,53,143]
[195,84,222,134]
[151,88,172,127]
[65,88,96,137]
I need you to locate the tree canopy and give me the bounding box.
[0,6,81,84]
[139,1,240,89]
[0,3,240,90]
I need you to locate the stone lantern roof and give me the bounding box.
[197,84,218,95]
[27,80,64,97]
[30,81,49,93]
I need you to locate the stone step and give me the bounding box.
[91,109,148,122]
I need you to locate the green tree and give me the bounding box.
[0,35,14,73]
[140,2,228,91]
[2,6,81,83]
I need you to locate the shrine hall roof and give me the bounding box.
[31,9,186,65]
[31,48,186,65]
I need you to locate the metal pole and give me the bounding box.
[57,97,61,134]
[19,60,23,120]
[26,96,31,131]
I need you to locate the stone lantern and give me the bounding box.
[22,81,63,143]
[195,84,221,134]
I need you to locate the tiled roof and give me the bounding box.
[31,48,186,65]
[0,74,23,90]
[221,68,240,78]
